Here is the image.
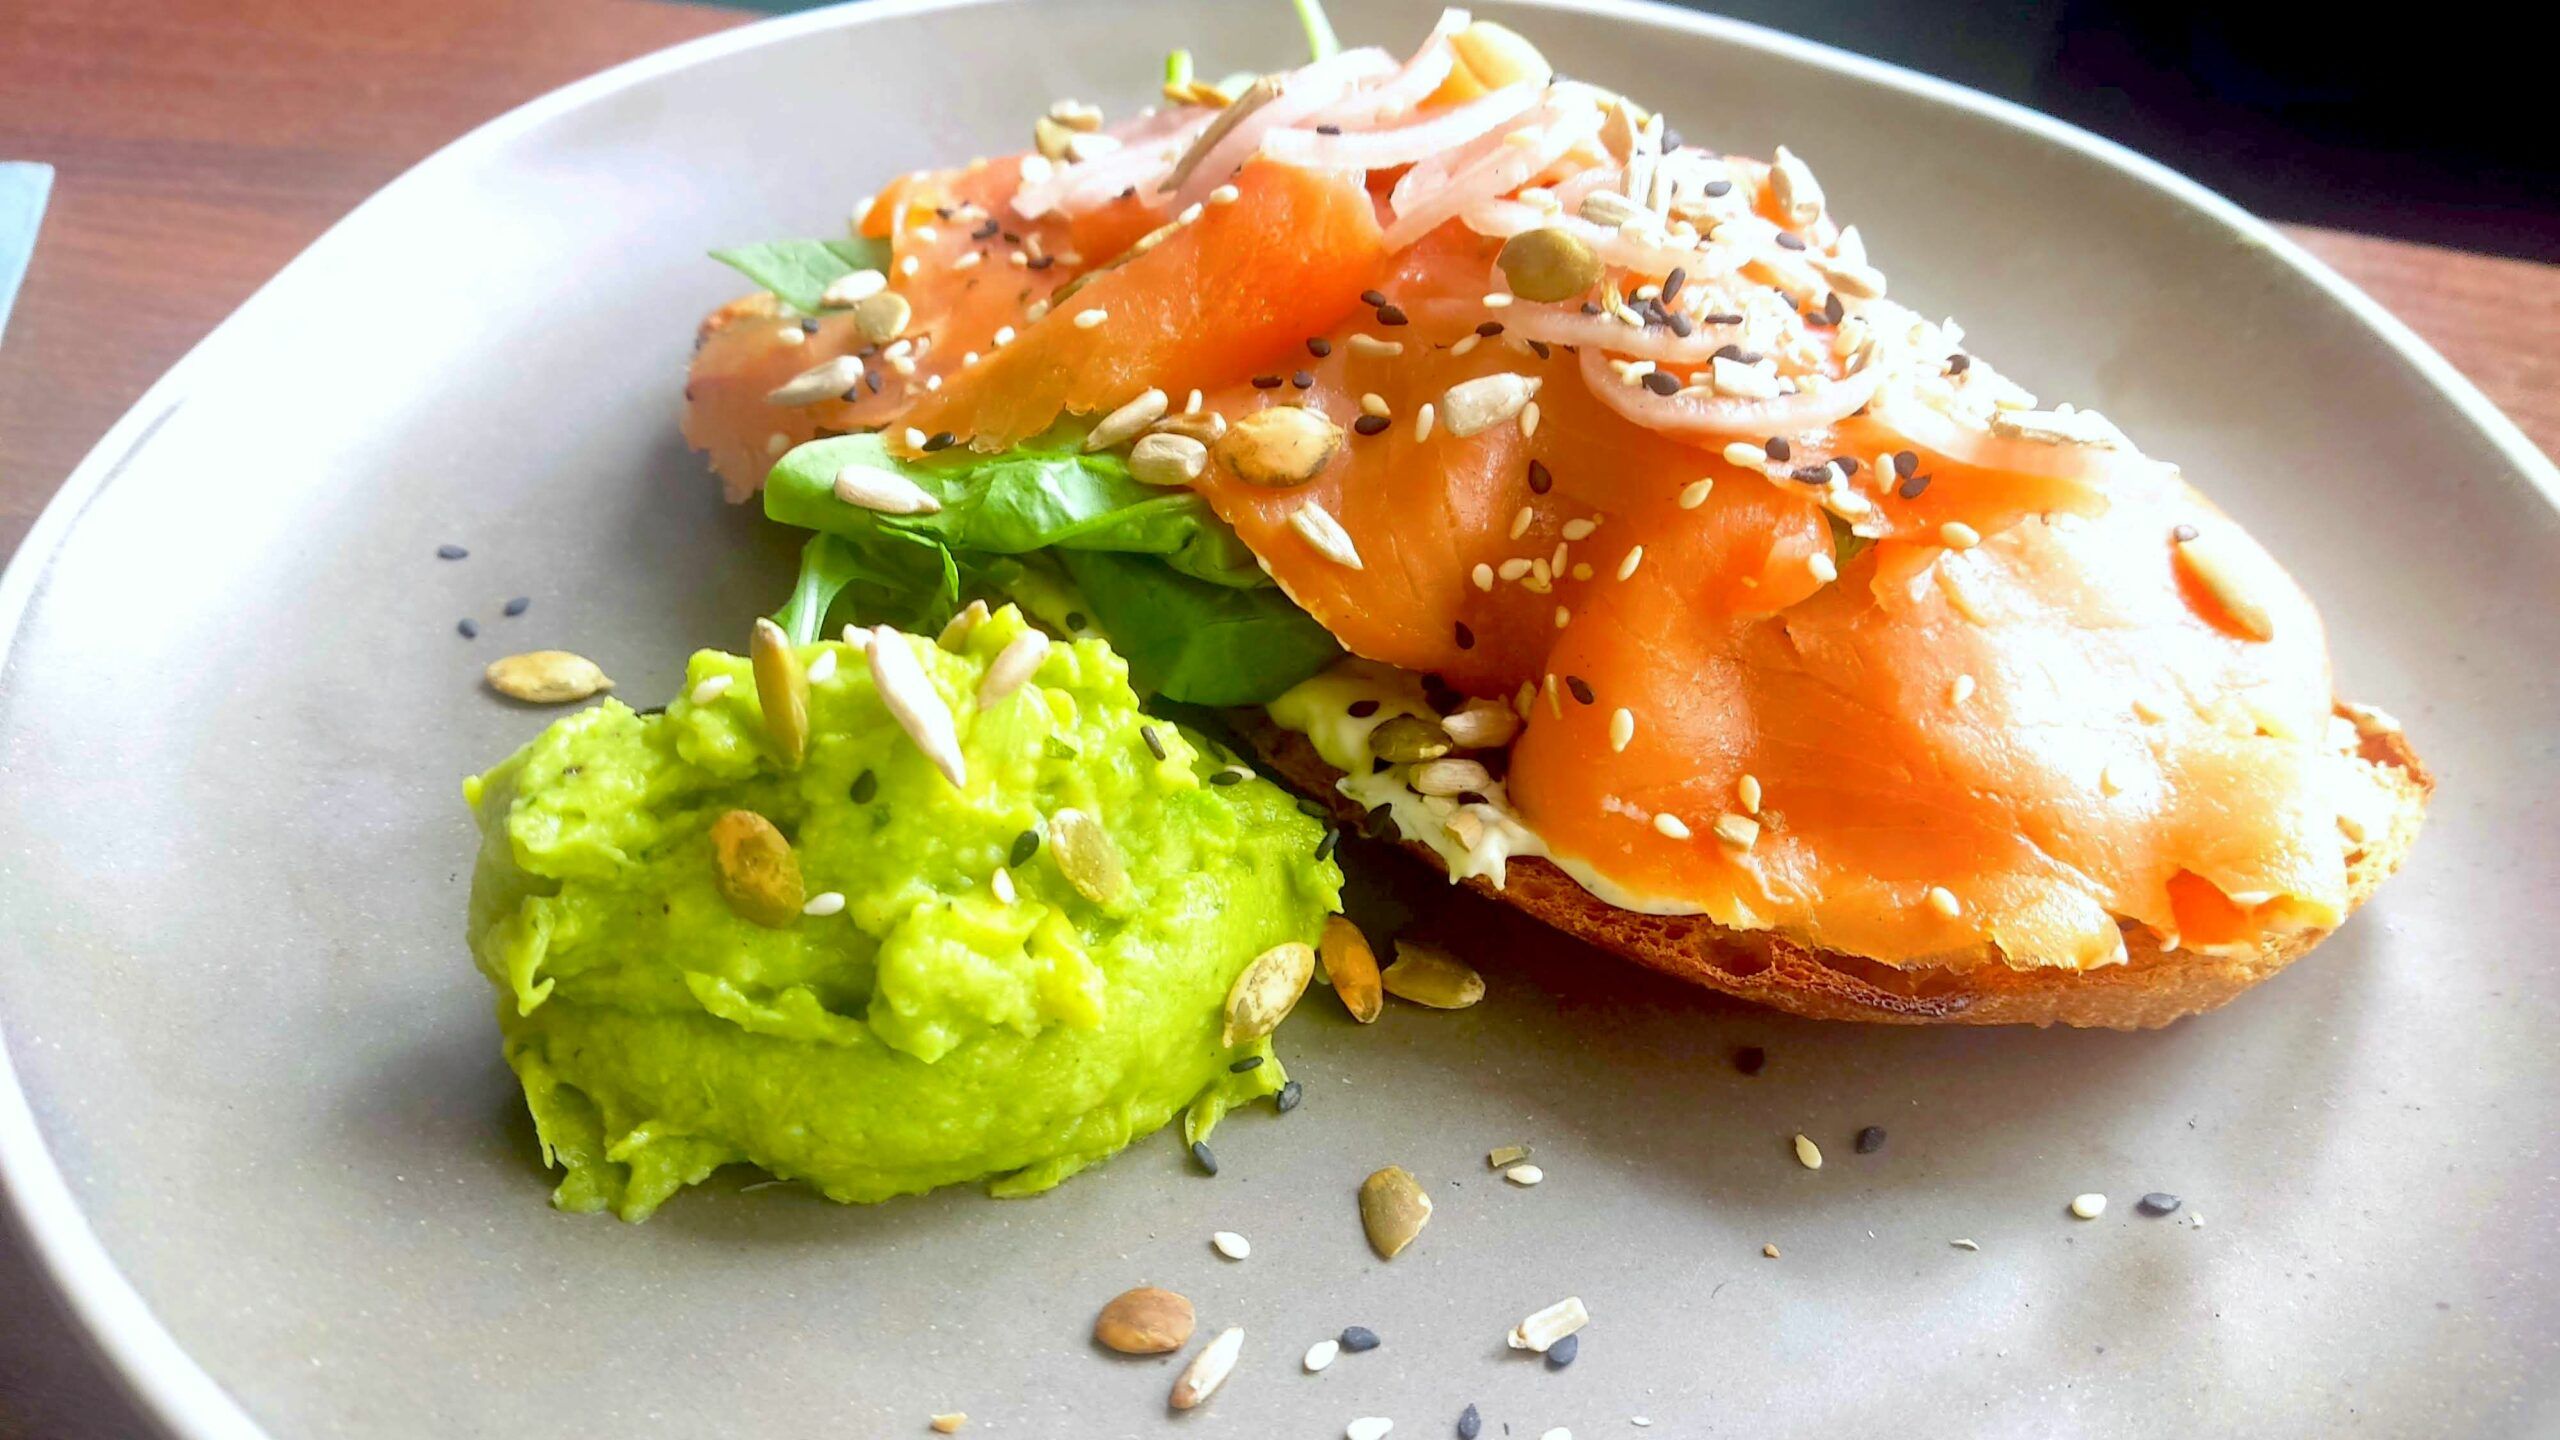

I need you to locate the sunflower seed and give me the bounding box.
[866,626,966,787]
[1319,914,1384,1024]
[1129,431,1210,486]
[750,617,810,767]
[2071,1193,2108,1219]
[1096,1287,1195,1354]
[1713,812,1760,851]
[709,809,803,928]
[975,629,1050,709]
[1148,410,1228,446]
[1223,941,1315,1045]
[1439,699,1520,750]
[1304,1339,1340,1372]
[1082,387,1169,452]
[818,268,887,307]
[832,464,942,515]
[1770,145,1825,227]
[1290,501,1364,570]
[1359,1166,1433,1259]
[1438,373,1542,438]
[1380,941,1483,1009]
[1506,1295,1588,1352]
[938,598,988,649]
[1211,1230,1251,1260]
[765,354,869,407]
[1169,1327,1245,1410]
[1407,757,1490,796]
[484,651,613,704]
[1504,1164,1544,1186]
[1048,807,1129,906]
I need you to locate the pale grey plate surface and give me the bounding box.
[3,2,2555,1436]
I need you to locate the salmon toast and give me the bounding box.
[682,9,2428,1026]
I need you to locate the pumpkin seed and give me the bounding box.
[817,268,886,307]
[866,626,967,787]
[1506,1295,1589,1353]
[850,289,912,346]
[709,809,803,928]
[765,353,867,407]
[1318,915,1383,1024]
[1217,405,1343,487]
[1407,757,1490,797]
[1496,228,1603,303]
[1083,387,1169,453]
[1769,145,1826,228]
[1358,1166,1433,1259]
[1095,1286,1196,1354]
[1449,19,1552,89]
[1367,714,1453,764]
[1380,941,1484,1009]
[1048,807,1128,906]
[1128,431,1209,486]
[1439,699,1520,750]
[1487,1144,1531,1168]
[1169,1326,1245,1410]
[749,618,809,767]
[484,651,613,705]
[975,629,1050,710]
[1437,373,1541,438]
[1222,941,1315,1045]
[832,464,942,515]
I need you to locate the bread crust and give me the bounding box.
[1243,709,2429,1029]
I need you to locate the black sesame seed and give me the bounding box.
[1292,369,1315,389]
[1252,374,1284,389]
[1565,675,1595,706]
[1141,724,1167,760]
[972,218,1000,240]
[436,543,468,560]
[1712,343,1746,363]
[1001,230,1021,244]
[1527,459,1554,494]
[1855,1126,1887,1154]
[1475,320,1506,338]
[1027,255,1055,271]
[1454,621,1476,650]
[1527,339,1552,360]
[1661,266,1687,304]
[1353,413,1391,436]
[1276,1078,1304,1112]
[1703,179,1733,197]
[503,596,530,617]
[1116,186,1137,201]
[1009,828,1040,866]
[2172,523,2199,543]
[797,316,821,335]
[1704,311,1744,325]
[1946,352,1973,374]
[1376,304,1409,326]
[1898,472,1933,500]
[1363,802,1396,838]
[1298,800,1327,820]
[1210,767,1245,786]
[1775,231,1808,251]
[1316,123,1343,135]
[1307,336,1333,357]
[1667,313,1694,337]
[841,386,864,403]
[1580,301,1603,316]
[1837,456,1862,477]
[455,618,478,639]
[851,770,879,803]
[1348,698,1382,718]
[1360,289,1388,307]
[923,431,958,452]
[1894,449,1919,478]
[2138,1192,2183,1216]
[1339,1326,1381,1353]
[1642,370,1681,396]
[1734,1045,1768,1075]
[1065,611,1087,631]
[1792,465,1832,484]
[1764,436,1792,462]
[1457,1405,1483,1439]
[1546,1332,1579,1369]
[865,369,884,393]
[1822,292,1845,326]
[1314,827,1340,862]
[1190,1140,1219,1175]
[1229,1055,1264,1073]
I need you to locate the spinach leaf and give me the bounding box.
[709,237,892,314]
[1060,551,1341,707]
[764,433,1268,590]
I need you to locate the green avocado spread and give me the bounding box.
[464,606,1341,1220]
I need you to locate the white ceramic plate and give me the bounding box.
[4,2,2554,1436]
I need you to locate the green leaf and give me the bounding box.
[1060,550,1341,707]
[1825,510,1875,567]
[764,432,1269,590]
[708,237,892,314]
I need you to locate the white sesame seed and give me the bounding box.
[1561,517,1597,542]
[1348,1419,1393,1440]
[991,868,1016,904]
[951,250,983,271]
[1484,291,1515,308]
[1941,520,1982,550]
[1073,308,1108,329]
[886,354,917,377]
[991,325,1016,347]
[1793,1133,1823,1169]
[806,649,839,685]
[1544,672,1564,718]
[1207,183,1241,205]
[1950,1238,1980,1251]
[1713,812,1760,851]
[1505,1163,1545,1186]
[839,624,872,651]
[689,674,733,705]
[1721,440,1764,467]
[774,324,806,346]
[2071,1193,2107,1220]
[1926,885,1962,917]
[1450,334,1481,357]
[1520,401,1540,438]
[1608,708,1634,752]
[1472,562,1495,591]
[902,427,927,450]
[961,351,981,367]
[923,375,942,391]
[1211,1230,1251,1260]
[1510,506,1535,540]
[1553,606,1570,629]
[1652,812,1692,840]
[1807,551,1838,583]
[897,254,920,277]
[1304,1339,1339,1372]
[1498,558,1531,582]
[1678,478,1715,508]
[1570,562,1593,581]
[802,891,847,917]
[1414,402,1436,442]
[1949,674,1977,705]
[766,432,793,457]
[1737,773,1762,813]
[1551,541,1568,573]
[1177,202,1204,225]
[1359,392,1390,417]
[1347,334,1403,358]
[2099,761,2125,796]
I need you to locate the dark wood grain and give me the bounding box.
[0,1,2551,1435]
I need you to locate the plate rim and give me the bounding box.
[1,1,2550,1435]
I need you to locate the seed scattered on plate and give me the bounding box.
[502,596,530,617]
[1762,1243,1781,1259]
[1304,1339,1339,1372]
[1380,941,1484,1009]
[1319,915,1385,1023]
[1457,1404,1482,1440]
[1347,1419,1394,1440]
[1212,1230,1251,1260]
[1734,1045,1767,1075]
[1276,1079,1304,1113]
[1224,940,1315,1044]
[455,618,478,639]
[484,651,613,705]
[436,543,468,560]
[1504,1164,1544,1186]
[1950,1238,1980,1251]
[2138,1192,2183,1216]
[1488,1144,1532,1169]
[1191,1140,1219,1176]
[1545,1332,1579,1369]
[1507,1296,1588,1353]
[1170,1326,1244,1410]
[1792,1133,1823,1170]
[1359,1167,1432,1259]
[1338,1325,1381,1353]
[1855,1126,1886,1154]
[928,1413,966,1434]
[1095,1286,1195,1354]
[2070,1192,2108,1219]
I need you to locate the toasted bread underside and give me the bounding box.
[1244,708,2429,1029]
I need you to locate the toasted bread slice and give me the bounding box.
[1242,706,2428,1029]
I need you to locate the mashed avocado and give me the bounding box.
[464,606,1340,1220]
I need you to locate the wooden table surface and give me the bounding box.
[0,0,2552,1435]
